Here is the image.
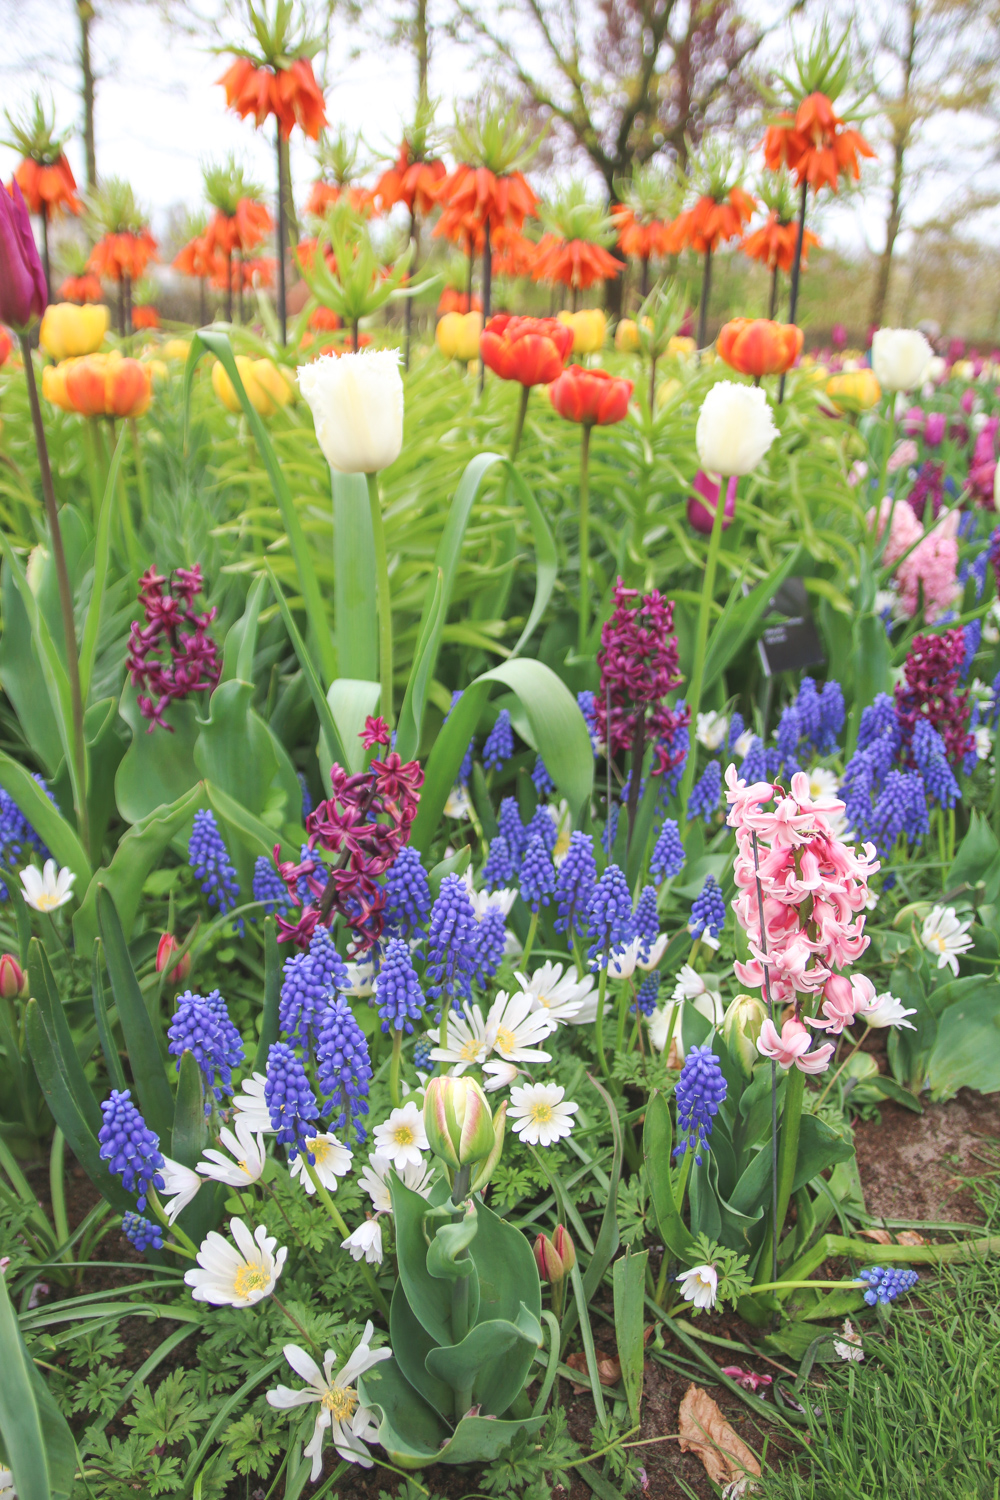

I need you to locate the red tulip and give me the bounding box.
[688,469,738,534]
[156,933,191,985]
[0,178,48,330]
[0,953,27,1000]
[480,313,574,386]
[717,317,803,377]
[549,365,633,425]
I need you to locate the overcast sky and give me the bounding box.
[1,0,995,263]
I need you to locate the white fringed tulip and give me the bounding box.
[695,382,778,476]
[870,328,933,393]
[298,349,404,473]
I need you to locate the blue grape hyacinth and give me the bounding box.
[689,876,726,945]
[122,1211,164,1253]
[425,874,478,1009]
[520,833,556,911]
[384,845,431,937]
[375,938,425,1035]
[168,989,244,1101]
[687,760,722,823]
[188,809,240,917]
[672,1045,728,1164]
[483,709,514,772]
[650,820,685,883]
[252,856,292,917]
[554,831,597,937]
[482,834,517,891]
[264,1041,320,1162]
[316,997,373,1144]
[98,1090,165,1210]
[857,1265,919,1306]
[586,864,636,969]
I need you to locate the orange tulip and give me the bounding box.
[58,353,152,418]
[64,357,109,416]
[673,189,756,254]
[107,357,152,417]
[763,93,875,194]
[742,212,819,273]
[717,317,804,377]
[15,155,80,217]
[531,237,621,290]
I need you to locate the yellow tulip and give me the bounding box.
[146,359,169,386]
[557,308,606,354]
[436,311,483,363]
[252,358,294,410]
[39,303,109,361]
[667,335,696,358]
[161,338,191,362]
[42,360,74,411]
[655,377,682,410]
[825,368,882,413]
[615,319,640,353]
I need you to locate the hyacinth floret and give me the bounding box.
[483,709,514,772]
[520,833,556,911]
[593,580,685,771]
[650,819,685,882]
[672,1045,728,1164]
[482,834,517,891]
[554,830,598,935]
[253,856,292,916]
[98,1090,165,1210]
[634,885,660,962]
[425,873,478,1007]
[497,796,527,863]
[383,844,431,937]
[316,997,373,1143]
[586,863,636,968]
[857,1265,919,1306]
[473,903,508,987]
[689,875,726,943]
[687,759,722,823]
[188,810,240,916]
[634,971,661,1016]
[264,1041,320,1161]
[122,1212,164,1253]
[911,718,960,809]
[895,629,973,769]
[126,565,221,730]
[531,755,555,796]
[375,937,426,1035]
[168,989,244,1101]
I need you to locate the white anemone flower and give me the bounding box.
[648,1002,685,1060]
[372,1103,427,1169]
[463,870,517,919]
[342,1218,383,1264]
[671,967,725,1023]
[920,905,973,974]
[158,1157,202,1225]
[508,1082,578,1146]
[833,1319,864,1362]
[444,784,473,821]
[975,725,992,760]
[267,1325,392,1477]
[482,1059,521,1092]
[429,1002,490,1073]
[230,1072,273,1134]
[485,990,555,1063]
[184,1218,286,1307]
[516,961,595,1025]
[343,961,375,999]
[695,710,729,750]
[197,1122,267,1188]
[859,991,918,1030]
[20,860,75,913]
[0,1465,14,1498]
[677,1263,718,1310]
[359,1150,433,1213]
[733,728,756,759]
[290,1132,353,1193]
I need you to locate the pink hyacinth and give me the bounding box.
[725,766,880,1074]
[887,439,919,474]
[896,510,960,623]
[869,496,922,568]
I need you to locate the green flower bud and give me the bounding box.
[469,1100,506,1195]
[424,1075,497,1169]
[722,993,767,1077]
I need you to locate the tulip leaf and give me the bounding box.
[264,562,352,773]
[425,1207,479,1282]
[390,1174,459,1346]
[97,885,174,1141]
[333,470,377,682]
[79,425,128,703]
[613,1249,649,1426]
[0,747,92,890]
[183,332,336,685]
[424,1306,542,1408]
[91,939,126,1093]
[0,1268,79,1500]
[701,545,801,693]
[409,660,593,850]
[253,917,282,1074]
[195,680,279,820]
[115,688,200,826]
[29,937,102,1135]
[204,778,283,864]
[222,574,268,685]
[0,559,63,775]
[581,1074,623,1303]
[389,1282,454,1420]
[321,679,382,780]
[926,993,1000,1099]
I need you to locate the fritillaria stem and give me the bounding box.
[777,179,809,405]
[697,246,713,350]
[577,422,592,655]
[276,124,287,346]
[41,205,52,302]
[366,472,394,728]
[19,335,90,858]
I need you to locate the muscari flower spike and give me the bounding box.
[168,989,244,1102]
[188,809,240,917]
[672,1045,728,1165]
[483,709,514,772]
[472,903,508,986]
[687,759,722,823]
[531,755,555,796]
[497,797,527,862]
[689,875,726,943]
[586,863,636,969]
[634,885,660,962]
[425,873,478,1010]
[383,844,431,937]
[634,971,660,1016]
[554,831,597,937]
[526,804,558,857]
[482,834,517,891]
[98,1089,165,1211]
[857,1265,919,1306]
[376,937,426,1035]
[650,819,685,882]
[253,856,292,917]
[316,996,373,1144]
[265,1041,320,1162]
[520,833,556,912]
[122,1211,164,1253]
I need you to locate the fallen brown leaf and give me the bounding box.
[896,1230,928,1246]
[678,1384,761,1493]
[566,1350,621,1386]
[858,1228,892,1243]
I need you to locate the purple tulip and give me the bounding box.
[688,470,738,535]
[960,388,976,415]
[924,411,946,447]
[831,323,847,350]
[0,179,47,331]
[902,406,925,436]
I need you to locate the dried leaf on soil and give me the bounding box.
[678,1383,761,1492]
[566,1350,621,1386]
[896,1230,928,1245]
[858,1228,892,1243]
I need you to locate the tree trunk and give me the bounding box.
[868,0,918,329]
[77,1,97,190]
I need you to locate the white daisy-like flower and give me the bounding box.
[733,728,756,759]
[266,1324,391,1477]
[485,990,555,1063]
[648,1002,685,1060]
[921,904,973,975]
[159,1156,202,1225]
[0,1465,14,1497]
[637,933,669,972]
[677,1263,718,1310]
[184,1218,286,1307]
[833,1319,864,1362]
[859,991,917,1031]
[429,1001,490,1073]
[482,1059,521,1092]
[516,961,595,1025]
[230,1072,273,1134]
[19,859,75,913]
[983,600,1000,645]
[671,966,725,1023]
[197,1121,267,1188]
[358,1150,433,1214]
[290,1132,353,1194]
[463,870,517,919]
[444,783,473,820]
[806,766,840,800]
[342,1218,383,1264]
[372,1102,427,1169]
[695,710,729,751]
[343,961,375,998]
[508,1082,578,1146]
[975,725,992,761]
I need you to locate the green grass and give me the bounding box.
[762,1152,1000,1500]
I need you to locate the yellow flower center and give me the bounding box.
[536,993,551,1008]
[459,1038,482,1062]
[233,1263,268,1299]
[495,1025,516,1053]
[928,932,947,952]
[321,1385,358,1420]
[530,1102,554,1124]
[34,892,61,911]
[393,1124,414,1146]
[309,1137,330,1163]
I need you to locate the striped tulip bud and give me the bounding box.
[552,1223,576,1274]
[0,953,27,1000]
[534,1232,564,1283]
[469,1100,506,1195]
[424,1075,496,1169]
[722,993,766,1077]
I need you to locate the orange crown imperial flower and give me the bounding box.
[434,164,538,232]
[305,181,373,218]
[763,92,875,194]
[612,205,679,260]
[58,272,104,303]
[673,188,756,254]
[374,144,447,216]
[717,317,804,378]
[15,155,80,217]
[742,212,819,273]
[88,230,158,284]
[531,236,621,290]
[218,54,327,140]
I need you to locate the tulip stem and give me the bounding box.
[510,383,530,461]
[777,178,809,405]
[677,473,731,834]
[366,471,394,728]
[389,1028,403,1108]
[19,335,90,860]
[129,418,150,527]
[593,966,610,1079]
[577,422,592,656]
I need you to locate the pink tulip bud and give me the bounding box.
[552,1223,576,1273]
[156,933,190,985]
[533,1233,565,1284]
[0,953,27,1000]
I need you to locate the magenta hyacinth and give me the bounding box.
[593,579,686,770]
[127,566,222,730]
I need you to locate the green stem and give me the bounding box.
[48,1127,70,1260]
[304,1162,391,1320]
[753,1064,804,1287]
[510,382,530,461]
[111,419,141,573]
[677,472,731,830]
[615,979,633,1054]
[389,1029,403,1108]
[592,966,610,1079]
[878,396,896,514]
[815,1030,865,1108]
[578,422,592,656]
[146,1189,198,1256]
[366,471,394,728]
[521,910,540,970]
[129,417,150,528]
